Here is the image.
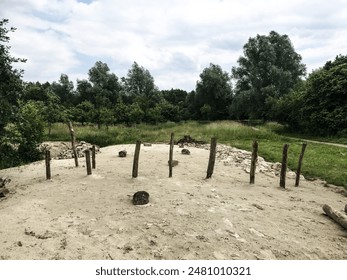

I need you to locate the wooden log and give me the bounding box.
[169,132,174,178]
[68,121,79,167]
[323,204,347,230]
[132,140,141,178]
[250,140,258,184]
[295,143,307,187]
[280,144,289,188]
[45,150,51,180]
[92,145,96,169]
[206,137,217,179]
[85,150,92,175]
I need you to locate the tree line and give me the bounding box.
[1,19,346,168]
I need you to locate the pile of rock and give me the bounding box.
[39,141,100,159]
[0,177,10,198]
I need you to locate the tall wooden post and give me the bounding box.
[85,150,92,175]
[169,132,174,178]
[68,121,79,167]
[132,140,141,178]
[206,137,217,179]
[280,144,289,188]
[45,150,51,180]
[92,145,96,169]
[295,143,307,187]
[250,140,258,184]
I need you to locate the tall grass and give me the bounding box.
[44,121,347,188]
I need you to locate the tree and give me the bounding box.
[232,31,306,119]
[0,19,26,135]
[195,63,232,120]
[50,74,75,106]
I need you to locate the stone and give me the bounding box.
[143,143,152,147]
[181,149,190,155]
[119,150,127,157]
[168,160,179,167]
[178,143,184,148]
[133,191,150,205]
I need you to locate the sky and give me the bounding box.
[1,0,347,91]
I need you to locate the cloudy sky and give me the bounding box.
[1,0,347,91]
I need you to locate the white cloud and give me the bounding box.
[1,0,347,91]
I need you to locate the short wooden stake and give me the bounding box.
[250,140,258,184]
[295,143,307,187]
[280,144,289,188]
[92,145,96,169]
[85,150,92,175]
[132,140,141,178]
[206,137,217,179]
[169,132,174,178]
[45,150,51,180]
[68,121,79,167]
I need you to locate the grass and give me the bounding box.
[44,121,347,188]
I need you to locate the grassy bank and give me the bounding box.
[44,121,347,188]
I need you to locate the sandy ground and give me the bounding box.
[0,143,346,260]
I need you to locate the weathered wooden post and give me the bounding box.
[250,140,258,184]
[295,142,307,187]
[280,144,289,188]
[132,140,141,178]
[68,121,79,167]
[206,137,217,179]
[45,150,51,180]
[169,132,174,178]
[92,145,96,169]
[85,150,92,175]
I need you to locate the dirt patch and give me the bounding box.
[0,143,346,260]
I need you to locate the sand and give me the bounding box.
[0,143,346,260]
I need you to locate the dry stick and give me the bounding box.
[169,132,174,178]
[323,204,347,230]
[68,121,79,167]
[206,137,217,179]
[85,150,92,175]
[280,144,289,188]
[92,145,96,169]
[45,150,51,180]
[132,140,141,178]
[250,140,258,184]
[295,142,307,187]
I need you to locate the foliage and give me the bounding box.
[195,63,232,120]
[232,31,306,119]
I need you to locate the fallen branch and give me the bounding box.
[322,204,347,230]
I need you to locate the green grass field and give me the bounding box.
[44,121,347,188]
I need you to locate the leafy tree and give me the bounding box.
[50,74,75,106]
[21,81,51,102]
[0,19,26,135]
[232,31,306,119]
[71,100,95,125]
[99,107,115,130]
[195,63,232,120]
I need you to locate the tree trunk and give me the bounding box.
[280,144,289,188]
[295,143,307,187]
[323,204,347,230]
[169,132,174,178]
[132,140,141,178]
[68,121,78,167]
[206,137,217,179]
[250,140,258,184]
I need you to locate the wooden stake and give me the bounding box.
[206,137,217,179]
[68,121,79,167]
[85,150,92,175]
[280,144,289,188]
[45,150,51,180]
[250,140,258,184]
[295,142,307,187]
[169,132,174,178]
[92,145,96,169]
[132,140,141,178]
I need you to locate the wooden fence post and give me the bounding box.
[250,140,258,184]
[280,144,289,188]
[92,145,96,169]
[169,132,174,178]
[206,137,217,179]
[45,150,51,180]
[85,150,92,175]
[132,140,141,178]
[295,143,307,187]
[68,121,79,167]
